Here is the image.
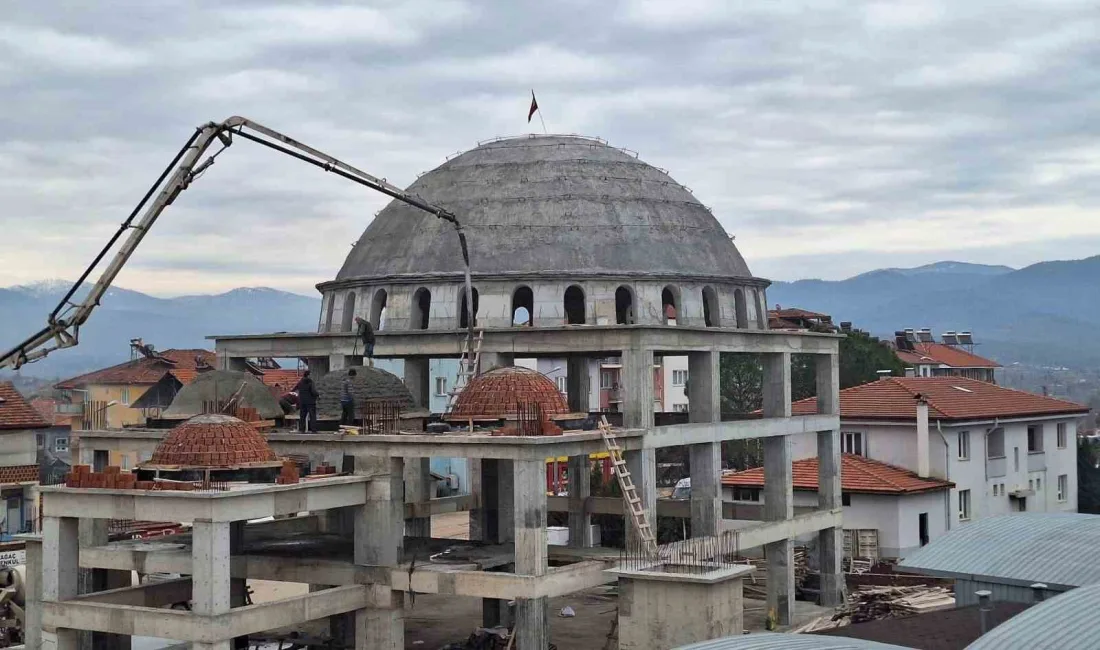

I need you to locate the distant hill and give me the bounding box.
[0,280,320,379]
[770,256,1100,369]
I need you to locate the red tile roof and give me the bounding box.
[259,369,306,389]
[770,307,831,320]
[722,454,954,495]
[896,342,1000,368]
[30,397,71,426]
[793,377,1089,422]
[0,382,50,430]
[56,349,215,389]
[0,464,40,484]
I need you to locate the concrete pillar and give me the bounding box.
[478,458,515,629]
[192,521,231,616]
[403,357,431,409]
[624,448,657,548]
[42,516,80,650]
[306,356,331,375]
[815,353,845,607]
[622,346,655,429]
[567,455,593,547]
[79,519,130,650]
[404,457,433,538]
[354,457,404,649]
[479,352,514,373]
[216,353,249,372]
[762,352,794,625]
[566,356,591,413]
[513,460,549,649]
[690,442,722,537]
[24,535,42,650]
[687,349,721,424]
[468,457,484,542]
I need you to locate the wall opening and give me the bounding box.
[512,285,534,326]
[661,286,679,326]
[370,289,388,331]
[564,285,586,325]
[459,287,479,329]
[615,286,635,325]
[411,287,431,330]
[734,288,748,329]
[325,294,336,332]
[341,292,357,332]
[754,289,767,328]
[702,286,719,327]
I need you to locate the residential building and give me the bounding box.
[0,382,47,537]
[768,306,838,332]
[789,377,1088,537]
[30,397,73,483]
[893,329,1000,383]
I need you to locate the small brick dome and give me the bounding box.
[146,414,278,468]
[450,366,569,418]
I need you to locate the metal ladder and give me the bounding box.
[444,329,483,413]
[599,415,657,554]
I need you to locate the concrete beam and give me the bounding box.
[72,578,192,608]
[642,415,838,448]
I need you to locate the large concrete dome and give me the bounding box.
[335,135,752,281]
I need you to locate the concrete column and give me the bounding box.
[79,519,131,650]
[24,535,42,650]
[761,352,794,625]
[468,457,484,541]
[566,356,591,413]
[42,516,79,650]
[403,357,431,409]
[192,521,231,616]
[815,353,845,607]
[306,356,331,375]
[690,441,722,537]
[687,349,721,424]
[404,457,433,538]
[328,354,348,372]
[478,458,515,629]
[479,352,514,373]
[354,457,404,649]
[216,353,249,372]
[762,352,792,419]
[624,448,658,548]
[513,460,549,649]
[622,346,655,429]
[567,455,593,547]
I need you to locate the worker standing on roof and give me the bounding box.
[293,370,319,433]
[355,317,375,368]
[341,369,357,425]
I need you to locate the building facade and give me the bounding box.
[0,382,47,538]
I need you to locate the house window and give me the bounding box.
[1029,479,1034,491]
[733,487,760,502]
[842,493,852,507]
[1027,425,1043,453]
[54,437,69,452]
[1036,477,1042,490]
[672,370,688,386]
[1057,423,1067,449]
[987,428,1005,458]
[600,371,613,390]
[36,433,44,449]
[121,456,130,470]
[842,431,864,456]
[120,387,130,406]
[1057,474,1068,502]
[992,484,998,497]
[434,377,448,396]
[555,376,567,394]
[673,403,689,413]
[958,431,970,460]
[958,489,971,521]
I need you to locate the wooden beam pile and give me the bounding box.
[791,585,956,633]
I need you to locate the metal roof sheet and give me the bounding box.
[677,633,912,650]
[965,583,1100,650]
[898,513,1100,589]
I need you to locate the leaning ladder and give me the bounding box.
[444,329,484,413]
[599,415,658,554]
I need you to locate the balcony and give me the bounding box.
[987,456,1007,478]
[1027,451,1046,472]
[55,403,84,415]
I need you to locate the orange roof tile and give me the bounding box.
[792,377,1089,422]
[896,342,1000,368]
[722,454,954,495]
[57,349,215,389]
[0,382,50,430]
[30,397,71,426]
[259,369,306,389]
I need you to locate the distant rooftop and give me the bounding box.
[722,454,953,496]
[964,583,1100,650]
[895,342,1000,370]
[56,348,216,389]
[0,381,49,430]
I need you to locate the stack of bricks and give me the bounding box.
[148,413,277,468]
[312,462,337,475]
[63,465,198,491]
[540,411,564,436]
[276,460,300,485]
[451,366,570,419]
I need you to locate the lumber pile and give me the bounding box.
[740,547,809,600]
[791,585,955,633]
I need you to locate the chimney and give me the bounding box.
[1030,583,1048,602]
[915,394,930,478]
[976,590,992,634]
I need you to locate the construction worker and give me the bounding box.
[340,368,357,425]
[293,370,319,433]
[355,317,375,367]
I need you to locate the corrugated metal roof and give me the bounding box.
[965,583,1100,649]
[677,633,912,650]
[899,513,1100,589]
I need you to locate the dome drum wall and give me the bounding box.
[319,278,769,332]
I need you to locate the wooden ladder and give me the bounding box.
[444,329,484,413]
[599,415,657,554]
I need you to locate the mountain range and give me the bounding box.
[2,255,1098,379]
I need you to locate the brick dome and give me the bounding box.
[145,414,279,468]
[450,366,569,418]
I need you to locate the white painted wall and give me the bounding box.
[662,355,689,412]
[0,430,37,466]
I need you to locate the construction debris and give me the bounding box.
[740,547,809,600]
[791,585,956,633]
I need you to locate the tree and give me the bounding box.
[1078,438,1100,514]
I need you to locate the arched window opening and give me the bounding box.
[564,285,586,325]
[370,289,388,331]
[325,294,336,332]
[512,286,534,326]
[411,288,431,330]
[341,292,357,332]
[615,286,635,325]
[734,288,748,329]
[459,287,479,329]
[702,286,719,327]
[661,286,679,326]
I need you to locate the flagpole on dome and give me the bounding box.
[528,90,547,135]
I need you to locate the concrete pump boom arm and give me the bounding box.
[0,116,476,371]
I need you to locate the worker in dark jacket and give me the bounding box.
[293,370,319,433]
[355,317,375,367]
[340,369,357,425]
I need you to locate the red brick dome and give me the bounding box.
[450,366,569,418]
[146,414,279,468]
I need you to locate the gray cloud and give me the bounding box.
[1,0,1098,295]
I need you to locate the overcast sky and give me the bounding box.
[2,0,1098,296]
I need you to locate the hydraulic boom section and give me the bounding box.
[0,116,476,370]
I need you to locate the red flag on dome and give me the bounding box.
[528,91,539,123]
